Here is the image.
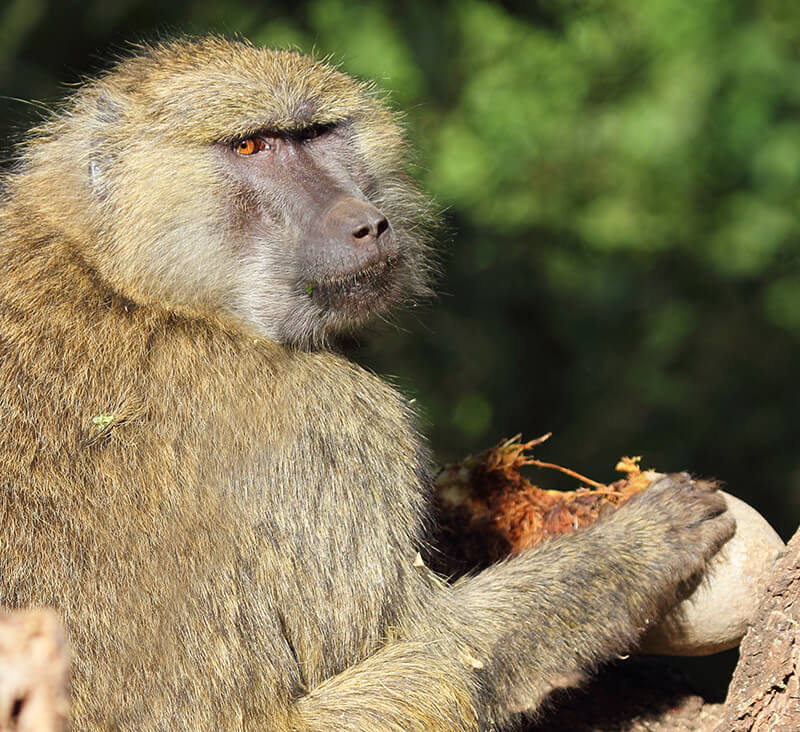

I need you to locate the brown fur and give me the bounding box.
[0,36,734,730]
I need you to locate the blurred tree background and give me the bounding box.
[2,0,799,538]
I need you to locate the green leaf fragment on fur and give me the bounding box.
[92,413,115,431]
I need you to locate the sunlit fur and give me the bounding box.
[0,36,733,730]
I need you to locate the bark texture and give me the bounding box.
[715,526,800,731]
[0,608,69,732]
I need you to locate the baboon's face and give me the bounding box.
[70,40,431,348]
[220,121,405,345]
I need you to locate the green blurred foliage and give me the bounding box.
[1,0,799,538]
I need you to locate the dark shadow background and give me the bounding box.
[2,0,798,559]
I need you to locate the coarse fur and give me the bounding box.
[0,36,734,730]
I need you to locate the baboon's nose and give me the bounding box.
[327,198,390,247]
[352,210,389,241]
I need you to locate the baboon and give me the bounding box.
[0,36,734,730]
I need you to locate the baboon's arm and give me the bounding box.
[292,475,734,730]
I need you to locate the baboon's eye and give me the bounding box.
[234,137,267,156]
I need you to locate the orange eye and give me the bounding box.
[235,138,259,156]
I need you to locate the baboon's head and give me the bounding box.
[18,36,435,348]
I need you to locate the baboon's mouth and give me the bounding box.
[306,255,403,313]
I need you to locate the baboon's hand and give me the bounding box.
[612,473,736,586]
